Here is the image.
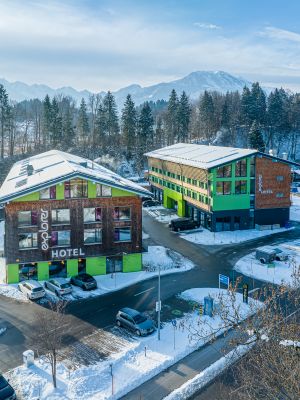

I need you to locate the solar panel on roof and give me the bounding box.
[15,179,27,188]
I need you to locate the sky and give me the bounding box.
[1,0,300,92]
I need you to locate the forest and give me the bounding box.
[0,82,299,179]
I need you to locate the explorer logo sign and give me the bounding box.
[39,208,50,251]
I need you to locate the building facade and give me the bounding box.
[0,151,150,283]
[145,143,296,232]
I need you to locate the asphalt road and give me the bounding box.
[0,213,299,373]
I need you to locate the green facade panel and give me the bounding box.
[163,188,185,217]
[123,253,142,273]
[67,259,78,277]
[38,262,49,281]
[212,194,250,211]
[88,180,97,198]
[13,192,39,202]
[112,187,135,197]
[86,256,106,275]
[56,183,64,200]
[7,263,19,284]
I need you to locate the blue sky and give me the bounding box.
[1,0,300,91]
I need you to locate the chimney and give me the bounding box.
[27,164,34,176]
[282,152,288,160]
[269,149,273,156]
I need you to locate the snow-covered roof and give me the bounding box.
[0,150,151,203]
[145,143,257,170]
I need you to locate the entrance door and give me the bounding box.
[106,256,123,274]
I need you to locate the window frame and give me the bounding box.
[18,211,38,227]
[113,207,131,221]
[84,228,102,245]
[114,227,131,242]
[18,232,38,249]
[83,207,102,223]
[51,230,71,247]
[51,209,70,225]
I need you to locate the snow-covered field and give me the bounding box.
[180,226,292,245]
[6,288,260,400]
[143,206,178,224]
[290,194,300,222]
[0,246,194,303]
[234,241,300,286]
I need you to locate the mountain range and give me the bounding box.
[0,70,252,107]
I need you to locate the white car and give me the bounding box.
[44,277,72,296]
[18,280,46,300]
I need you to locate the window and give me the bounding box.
[192,179,197,186]
[217,165,232,178]
[19,263,37,280]
[65,179,87,198]
[18,211,37,226]
[96,184,112,197]
[113,207,131,220]
[114,227,131,242]
[235,160,247,177]
[187,178,191,184]
[84,207,102,223]
[276,192,284,198]
[276,176,284,182]
[40,186,56,200]
[192,192,197,199]
[177,174,181,180]
[84,228,102,244]
[235,180,247,194]
[19,233,38,249]
[216,181,231,195]
[51,209,70,224]
[250,157,255,177]
[51,231,71,247]
[250,179,255,194]
[187,190,191,197]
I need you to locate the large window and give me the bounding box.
[113,207,131,220]
[235,180,247,194]
[114,227,131,242]
[216,165,232,178]
[216,181,231,195]
[51,231,71,247]
[64,179,88,198]
[96,184,112,197]
[250,157,255,177]
[51,209,70,224]
[18,211,38,226]
[40,186,56,200]
[84,207,102,223]
[84,228,102,244]
[19,233,38,249]
[235,160,247,177]
[19,263,38,281]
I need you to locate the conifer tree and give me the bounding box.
[103,91,119,146]
[62,103,75,149]
[94,102,107,151]
[42,94,52,148]
[0,84,9,158]
[166,89,179,144]
[199,90,215,141]
[241,86,253,126]
[250,82,266,125]
[50,98,63,147]
[248,120,265,152]
[121,94,137,159]
[177,91,191,142]
[137,102,154,168]
[77,98,89,143]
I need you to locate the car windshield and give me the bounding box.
[0,376,8,389]
[32,287,44,292]
[60,283,71,289]
[80,275,93,282]
[133,314,147,323]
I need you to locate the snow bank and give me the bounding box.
[290,195,300,222]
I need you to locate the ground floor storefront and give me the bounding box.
[5,253,142,284]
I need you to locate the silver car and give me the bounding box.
[18,280,45,300]
[116,307,155,336]
[44,278,72,296]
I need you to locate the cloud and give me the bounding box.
[262,26,300,43]
[194,22,221,30]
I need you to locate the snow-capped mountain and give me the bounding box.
[0,71,252,106]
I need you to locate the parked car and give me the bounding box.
[273,248,289,261]
[70,273,97,290]
[255,246,277,264]
[169,217,199,232]
[0,374,16,400]
[116,307,155,336]
[142,199,160,208]
[44,278,72,296]
[18,280,45,300]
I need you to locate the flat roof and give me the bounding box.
[0,150,151,203]
[145,143,257,170]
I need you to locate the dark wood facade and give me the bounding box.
[5,196,142,264]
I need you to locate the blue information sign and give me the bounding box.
[219,274,229,288]
[171,319,177,327]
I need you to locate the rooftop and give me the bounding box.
[145,143,257,170]
[0,150,150,203]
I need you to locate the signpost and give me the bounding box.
[171,319,177,350]
[243,283,249,304]
[219,274,229,289]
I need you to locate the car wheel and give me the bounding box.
[136,329,141,336]
[116,320,121,327]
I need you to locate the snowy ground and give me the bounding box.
[234,241,300,286]
[180,226,292,245]
[6,288,260,400]
[143,206,178,224]
[0,246,194,303]
[290,194,300,222]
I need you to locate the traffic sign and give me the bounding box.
[219,274,229,288]
[171,319,177,327]
[156,301,161,312]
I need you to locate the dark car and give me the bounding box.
[0,375,16,400]
[142,199,160,208]
[169,217,200,232]
[116,307,155,336]
[70,273,97,290]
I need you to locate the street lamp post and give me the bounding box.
[158,263,161,341]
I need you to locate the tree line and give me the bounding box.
[0,82,299,174]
